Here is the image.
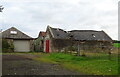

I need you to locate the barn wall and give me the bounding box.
[50,40,113,53]
[51,39,73,52]
[71,41,113,52]
[44,28,53,52]
[30,39,34,52]
[34,37,44,52]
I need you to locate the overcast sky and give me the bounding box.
[0,0,119,40]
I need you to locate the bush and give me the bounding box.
[2,39,14,52]
[2,39,10,49]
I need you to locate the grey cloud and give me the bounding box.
[1,0,118,40]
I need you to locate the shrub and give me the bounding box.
[2,39,14,52]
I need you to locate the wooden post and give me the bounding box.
[77,41,80,56]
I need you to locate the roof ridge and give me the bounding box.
[69,30,100,32]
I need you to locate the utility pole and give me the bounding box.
[0,6,4,33]
[0,5,3,77]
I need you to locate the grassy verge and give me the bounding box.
[2,52,38,55]
[113,43,120,48]
[34,52,118,75]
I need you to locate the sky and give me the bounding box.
[0,0,119,40]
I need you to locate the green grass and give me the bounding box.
[113,43,120,48]
[34,52,118,75]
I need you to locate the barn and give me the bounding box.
[2,27,34,52]
[44,26,113,53]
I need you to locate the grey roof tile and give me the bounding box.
[50,27,68,39]
[49,26,112,41]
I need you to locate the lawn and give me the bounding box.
[113,43,120,48]
[34,52,118,75]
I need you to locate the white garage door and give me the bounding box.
[14,40,30,52]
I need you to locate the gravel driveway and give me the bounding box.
[2,54,83,75]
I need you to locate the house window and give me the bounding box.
[10,31,17,34]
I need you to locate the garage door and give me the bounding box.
[14,40,30,52]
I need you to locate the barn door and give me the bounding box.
[45,40,49,53]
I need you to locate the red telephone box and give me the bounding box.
[45,40,49,53]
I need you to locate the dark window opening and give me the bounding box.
[92,34,96,37]
[57,34,59,36]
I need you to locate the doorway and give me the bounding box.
[45,40,49,53]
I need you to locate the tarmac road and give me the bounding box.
[2,54,82,75]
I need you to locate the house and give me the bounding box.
[2,27,34,52]
[34,31,46,52]
[44,26,113,53]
